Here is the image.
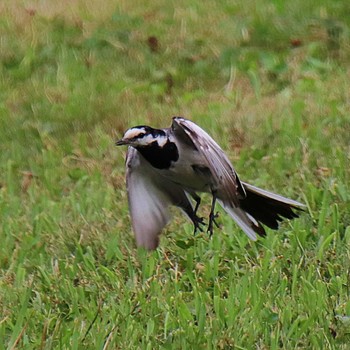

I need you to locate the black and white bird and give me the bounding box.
[116,117,305,250]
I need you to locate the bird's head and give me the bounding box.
[116,126,168,148]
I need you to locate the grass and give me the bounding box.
[0,0,350,348]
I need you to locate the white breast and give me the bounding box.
[158,136,213,192]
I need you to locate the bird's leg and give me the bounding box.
[191,215,205,235]
[191,193,201,217]
[183,200,205,235]
[208,193,220,236]
[188,193,205,235]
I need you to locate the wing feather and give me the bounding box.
[218,200,262,240]
[126,147,194,249]
[172,117,245,206]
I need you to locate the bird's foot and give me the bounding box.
[193,215,206,235]
[207,212,220,237]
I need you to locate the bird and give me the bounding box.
[116,116,305,250]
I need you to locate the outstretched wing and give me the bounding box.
[126,147,194,250]
[171,117,245,206]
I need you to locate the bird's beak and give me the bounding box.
[115,138,128,146]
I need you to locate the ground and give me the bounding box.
[0,1,349,349]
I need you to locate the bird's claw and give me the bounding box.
[193,215,206,235]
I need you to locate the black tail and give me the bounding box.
[239,182,305,236]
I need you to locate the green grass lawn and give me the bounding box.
[1,1,350,349]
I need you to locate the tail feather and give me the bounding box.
[219,182,305,239]
[240,182,305,232]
